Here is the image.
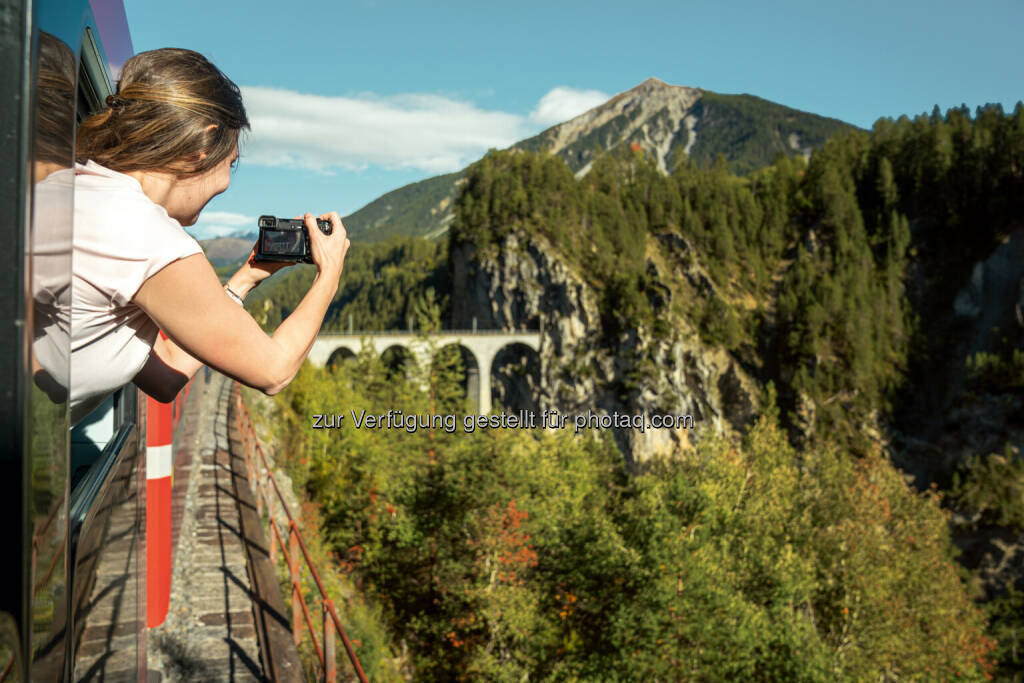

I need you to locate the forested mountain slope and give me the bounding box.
[449,102,1024,467]
[340,78,855,242]
[249,102,1024,679]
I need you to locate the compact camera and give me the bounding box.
[254,215,333,263]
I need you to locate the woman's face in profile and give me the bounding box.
[171,144,237,226]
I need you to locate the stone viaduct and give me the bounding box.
[308,330,541,415]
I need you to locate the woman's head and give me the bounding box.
[77,48,249,177]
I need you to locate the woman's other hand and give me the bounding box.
[304,211,350,279]
[225,245,293,297]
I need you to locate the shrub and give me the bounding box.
[951,444,1024,530]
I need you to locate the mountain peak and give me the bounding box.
[608,77,704,111]
[638,76,668,88]
[339,82,858,241]
[522,77,704,174]
[627,76,698,95]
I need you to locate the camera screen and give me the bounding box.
[262,229,304,255]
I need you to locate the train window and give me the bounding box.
[76,28,111,120]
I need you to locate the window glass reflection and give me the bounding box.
[28,30,75,680]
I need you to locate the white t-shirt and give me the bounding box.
[67,160,203,424]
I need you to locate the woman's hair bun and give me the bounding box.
[78,48,250,176]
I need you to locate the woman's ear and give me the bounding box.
[196,123,219,162]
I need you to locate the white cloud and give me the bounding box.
[529,87,610,127]
[240,86,532,174]
[235,85,613,175]
[190,211,257,240]
[197,211,256,227]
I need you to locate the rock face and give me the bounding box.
[450,229,759,464]
[886,227,1024,600]
[893,226,1024,485]
[529,78,703,176]
[952,227,1024,361]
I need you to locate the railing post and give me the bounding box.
[323,601,336,683]
[268,494,277,565]
[245,425,255,490]
[291,522,302,646]
[256,464,264,518]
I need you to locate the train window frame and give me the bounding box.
[77,27,112,120]
[63,18,145,681]
[69,22,138,490]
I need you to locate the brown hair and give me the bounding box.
[35,31,76,168]
[76,48,249,176]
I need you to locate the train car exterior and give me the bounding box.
[0,0,146,680]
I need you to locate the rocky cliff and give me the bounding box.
[448,214,1024,601]
[892,226,1024,485]
[880,226,1024,602]
[450,227,760,464]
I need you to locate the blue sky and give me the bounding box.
[123,0,1023,239]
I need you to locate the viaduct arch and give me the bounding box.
[309,331,542,415]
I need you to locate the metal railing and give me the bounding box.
[232,386,368,683]
[317,328,540,336]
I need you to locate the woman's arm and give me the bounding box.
[131,334,198,402]
[132,212,349,397]
[134,232,299,399]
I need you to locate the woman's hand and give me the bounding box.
[224,245,294,299]
[304,211,350,279]
[221,209,349,298]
